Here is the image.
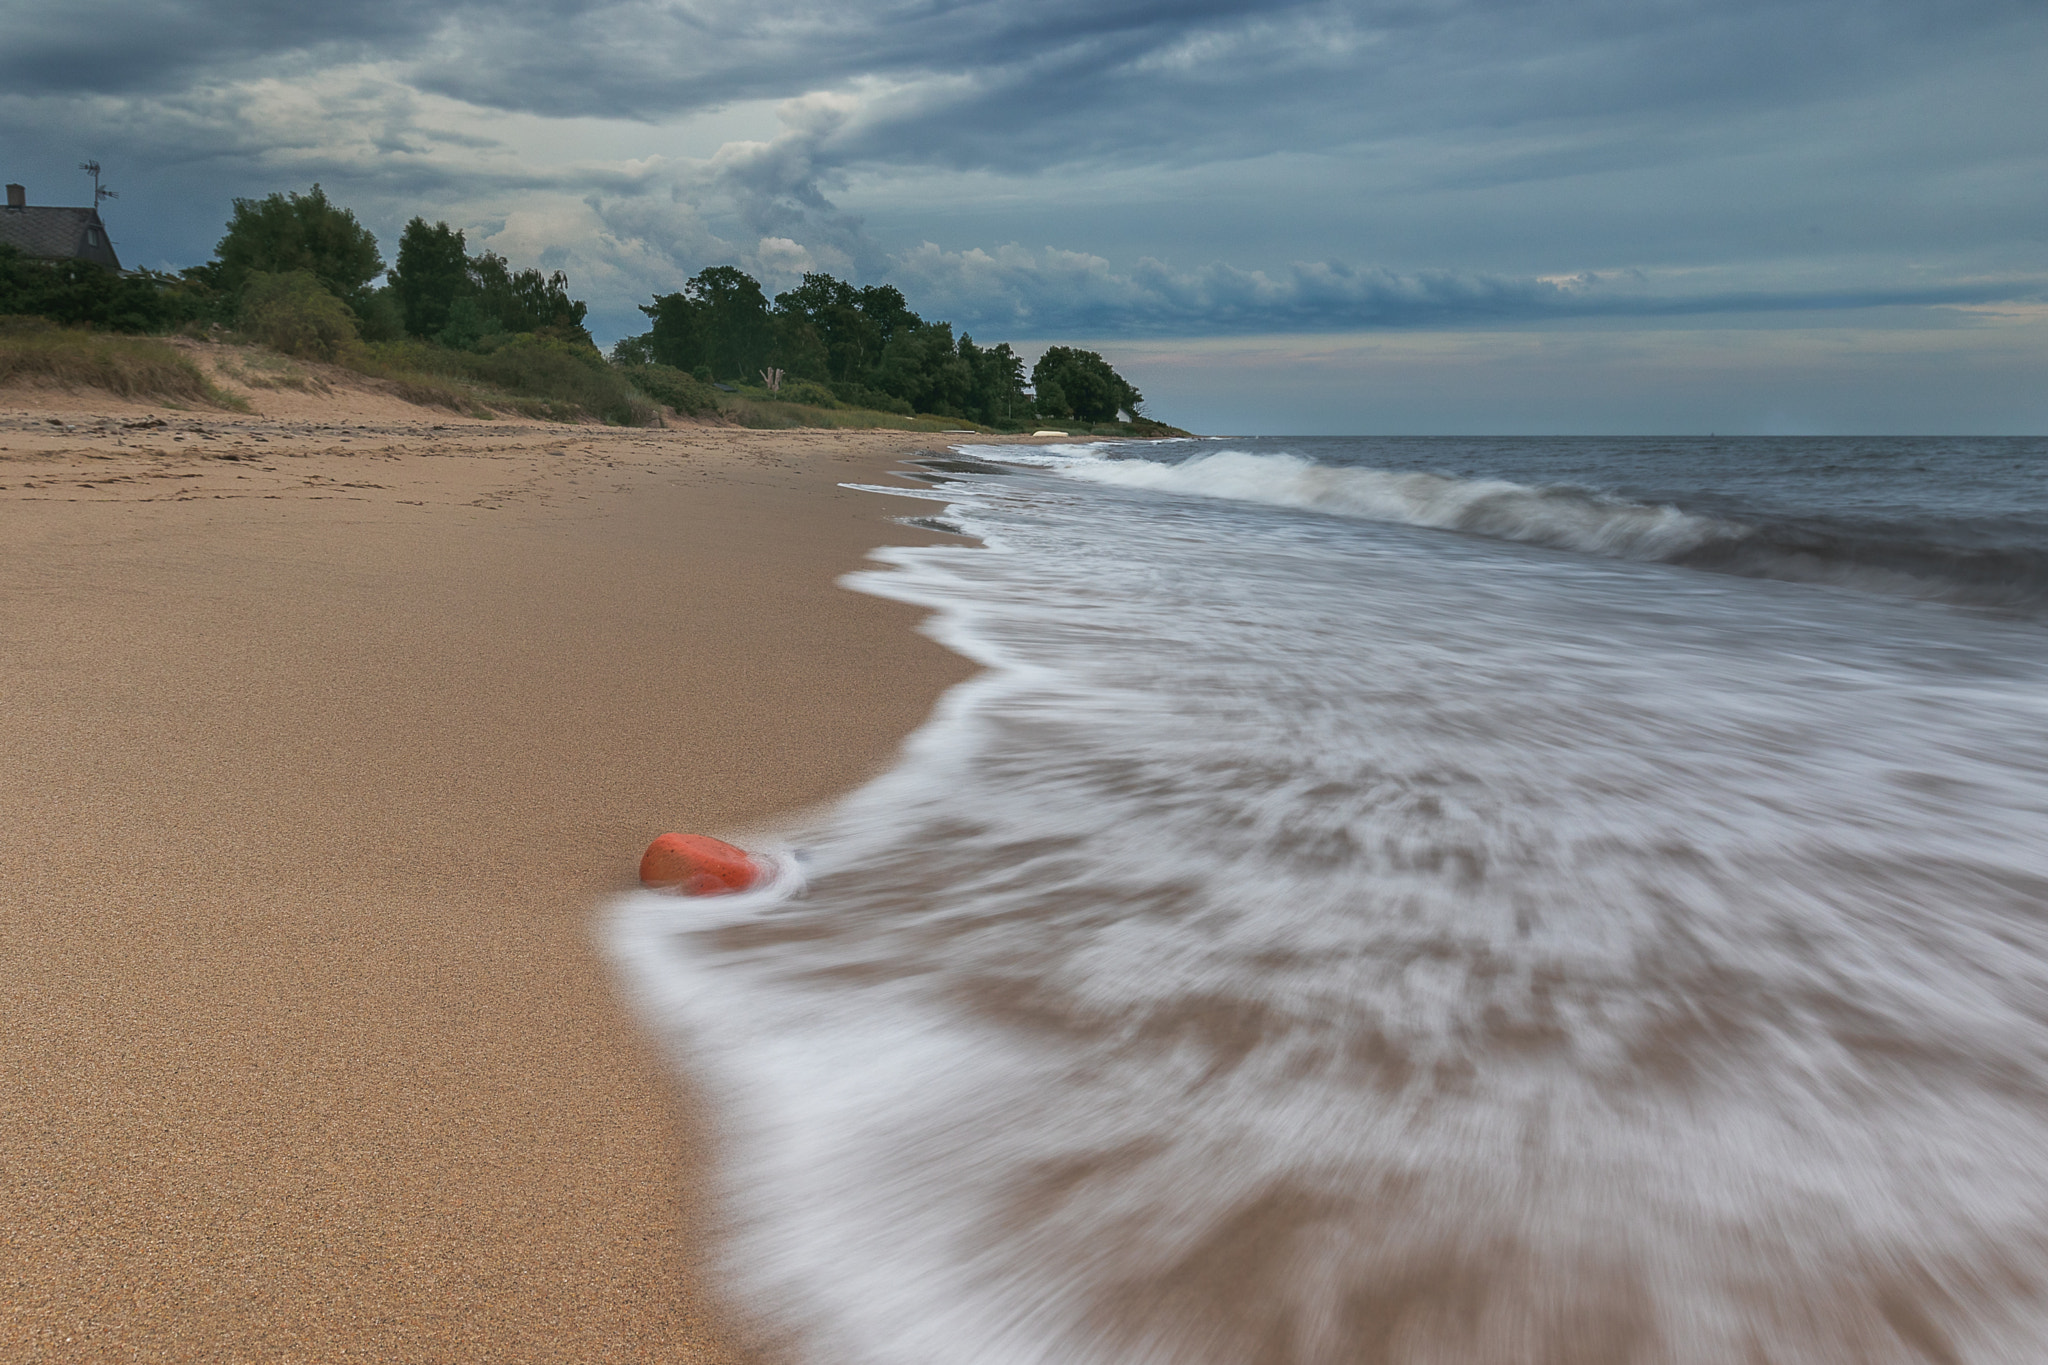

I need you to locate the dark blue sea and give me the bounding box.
[616,435,2048,1364]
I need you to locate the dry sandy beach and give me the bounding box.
[0,378,1001,1361]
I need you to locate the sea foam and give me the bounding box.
[612,449,2048,1364]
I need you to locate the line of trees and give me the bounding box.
[190,188,595,352]
[3,180,1153,427]
[615,266,1145,426]
[0,185,595,357]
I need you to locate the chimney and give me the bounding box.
[5,184,24,209]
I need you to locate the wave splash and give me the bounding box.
[1051,446,1732,560]
[990,444,2048,613]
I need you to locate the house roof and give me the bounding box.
[0,205,122,271]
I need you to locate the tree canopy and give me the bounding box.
[212,185,383,306]
[625,265,1123,428]
[642,265,776,381]
[1032,346,1144,423]
[387,218,591,349]
[388,218,469,338]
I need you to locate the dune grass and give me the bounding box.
[0,316,1189,436]
[610,364,964,428]
[349,336,659,425]
[226,350,328,393]
[611,363,723,417]
[0,318,247,410]
[357,347,985,430]
[718,392,989,431]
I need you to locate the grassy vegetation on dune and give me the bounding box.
[0,317,247,410]
[610,362,724,417]
[0,311,1187,435]
[609,364,967,428]
[0,301,1174,434]
[350,335,658,425]
[724,400,981,431]
[221,278,653,423]
[713,387,988,432]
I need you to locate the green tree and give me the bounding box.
[641,265,774,379]
[436,294,504,352]
[774,273,886,381]
[638,293,702,372]
[384,221,594,352]
[959,335,1033,426]
[1032,346,1142,423]
[610,333,656,366]
[625,266,1144,427]
[856,284,921,352]
[466,251,589,343]
[389,218,469,338]
[212,185,383,307]
[874,320,972,416]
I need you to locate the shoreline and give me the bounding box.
[0,397,1012,1359]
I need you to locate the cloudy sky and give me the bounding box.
[6,0,2045,432]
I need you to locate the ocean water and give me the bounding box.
[613,436,2048,1364]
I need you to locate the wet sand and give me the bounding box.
[0,396,985,1360]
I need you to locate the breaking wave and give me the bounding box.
[987,445,2048,614]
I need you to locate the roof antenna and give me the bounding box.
[78,160,117,208]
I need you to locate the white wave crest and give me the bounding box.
[992,446,1742,562]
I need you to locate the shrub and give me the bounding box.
[827,379,913,416]
[435,295,503,352]
[0,244,215,333]
[239,271,361,362]
[461,335,650,425]
[615,362,724,416]
[609,334,655,366]
[351,288,406,343]
[776,378,839,408]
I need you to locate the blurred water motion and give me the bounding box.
[616,437,2048,1364]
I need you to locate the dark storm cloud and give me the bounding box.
[0,0,437,95]
[14,0,2039,156]
[5,0,2043,370]
[14,0,2041,219]
[549,0,2045,316]
[389,0,2048,231]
